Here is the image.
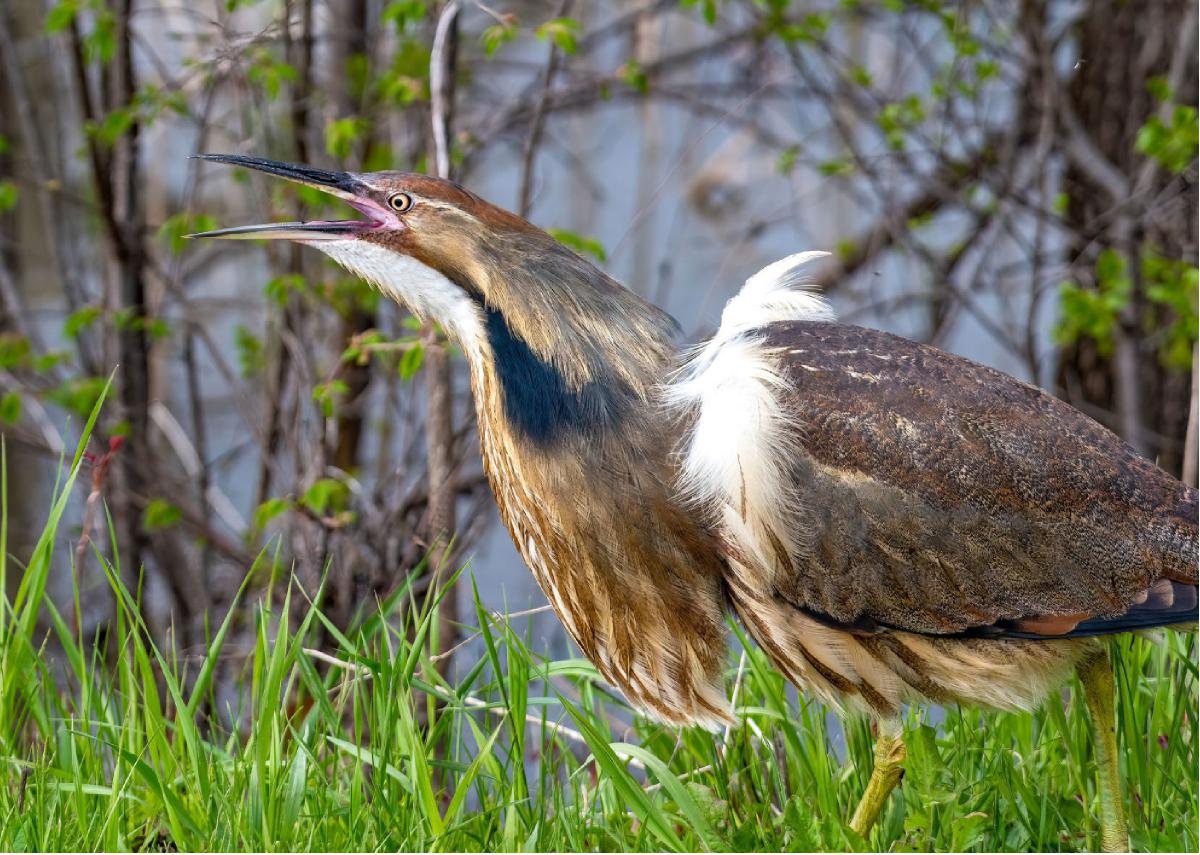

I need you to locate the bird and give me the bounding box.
[191,153,1198,851]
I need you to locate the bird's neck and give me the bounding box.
[460,261,732,728]
[475,301,663,449]
[464,254,681,499]
[469,243,681,451]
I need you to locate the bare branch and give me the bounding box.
[430,2,460,181]
[1184,343,1198,487]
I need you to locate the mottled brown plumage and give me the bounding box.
[473,337,732,727]
[192,156,1198,846]
[763,320,1195,636]
[690,319,1196,719]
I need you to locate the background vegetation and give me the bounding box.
[2,420,1197,851]
[0,0,1196,851]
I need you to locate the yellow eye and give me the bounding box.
[388,192,413,213]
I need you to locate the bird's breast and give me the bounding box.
[471,372,734,729]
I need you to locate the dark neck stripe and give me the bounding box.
[482,306,627,447]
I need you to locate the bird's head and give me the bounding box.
[191,154,679,447]
[189,153,544,345]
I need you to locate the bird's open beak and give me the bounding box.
[186,154,385,242]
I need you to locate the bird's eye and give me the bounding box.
[388,192,414,213]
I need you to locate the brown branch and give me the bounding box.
[518,0,571,218]
[1184,343,1198,487]
[429,1,460,181]
[479,23,766,143]
[0,8,97,368]
[809,144,998,293]
[427,0,462,658]
[74,437,125,590]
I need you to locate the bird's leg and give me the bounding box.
[848,717,906,839]
[1078,650,1130,853]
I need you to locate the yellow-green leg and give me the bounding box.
[1078,650,1130,853]
[849,718,906,838]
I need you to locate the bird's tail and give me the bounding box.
[993,578,1199,639]
[1063,579,1198,636]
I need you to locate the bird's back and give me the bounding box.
[761,319,1197,635]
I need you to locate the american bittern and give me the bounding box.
[193,155,1198,850]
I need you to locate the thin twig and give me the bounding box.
[73,438,126,623]
[426,0,464,667]
[518,0,571,217]
[302,646,632,766]
[1183,343,1198,487]
[429,2,460,181]
[430,604,554,662]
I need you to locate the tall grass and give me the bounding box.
[0,415,1195,851]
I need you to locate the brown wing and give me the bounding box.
[761,320,1198,637]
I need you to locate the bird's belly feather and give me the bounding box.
[726,549,1094,716]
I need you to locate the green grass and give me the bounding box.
[0,415,1196,851]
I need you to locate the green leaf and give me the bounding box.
[299,478,348,516]
[776,144,802,176]
[0,391,20,424]
[617,61,648,94]
[0,334,31,370]
[679,0,720,25]
[0,181,18,213]
[877,96,926,152]
[1053,250,1134,355]
[253,497,290,529]
[818,158,854,177]
[481,17,518,56]
[535,17,580,54]
[45,0,77,33]
[141,498,182,532]
[341,328,387,365]
[158,212,216,254]
[112,307,135,330]
[247,49,297,99]
[48,376,108,417]
[847,65,873,87]
[381,0,427,33]
[146,318,171,340]
[1143,250,1199,370]
[265,273,305,306]
[1146,75,1172,103]
[312,379,350,418]
[32,350,70,372]
[398,342,424,380]
[547,227,606,262]
[234,325,264,379]
[1135,106,1198,173]
[776,12,832,42]
[975,59,999,82]
[326,736,413,791]
[64,306,102,339]
[325,116,369,160]
[92,108,135,147]
[378,70,425,106]
[83,10,117,63]
[344,52,370,103]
